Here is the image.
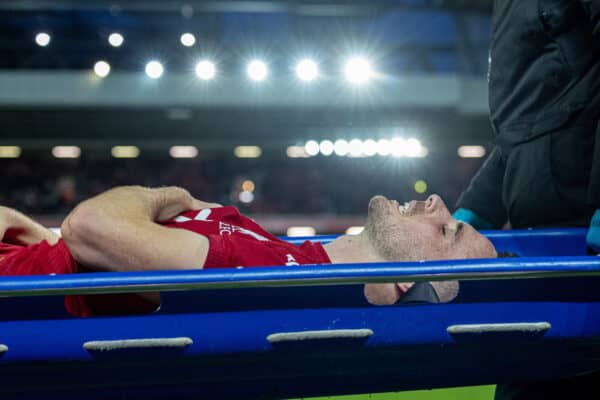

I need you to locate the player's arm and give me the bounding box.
[0,206,59,246]
[61,186,213,272]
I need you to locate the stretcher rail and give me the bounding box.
[0,256,599,297]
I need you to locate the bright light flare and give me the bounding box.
[304,140,320,156]
[286,226,316,237]
[35,32,51,47]
[234,146,262,158]
[363,139,378,156]
[242,180,255,192]
[390,138,406,157]
[345,226,364,235]
[239,191,255,203]
[247,60,268,82]
[0,146,21,158]
[145,61,164,79]
[169,146,198,158]
[111,146,140,158]
[414,180,428,194]
[319,140,334,156]
[52,146,81,159]
[344,57,373,85]
[295,59,319,82]
[334,139,349,156]
[180,33,196,47]
[195,60,216,80]
[376,139,391,156]
[286,146,309,158]
[348,139,363,157]
[108,32,124,47]
[458,145,486,158]
[93,61,111,78]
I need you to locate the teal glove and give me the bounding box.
[587,210,600,253]
[452,208,494,230]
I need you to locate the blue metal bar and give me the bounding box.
[0,256,599,297]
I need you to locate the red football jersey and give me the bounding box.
[0,206,331,317]
[162,206,331,268]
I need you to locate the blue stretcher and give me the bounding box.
[0,228,599,399]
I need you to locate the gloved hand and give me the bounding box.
[452,208,494,230]
[586,210,600,253]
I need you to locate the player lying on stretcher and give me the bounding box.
[0,186,497,315]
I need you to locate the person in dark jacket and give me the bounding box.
[453,1,600,398]
[455,0,599,236]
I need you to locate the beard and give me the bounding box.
[364,196,423,262]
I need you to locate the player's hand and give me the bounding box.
[452,208,493,230]
[153,187,222,221]
[586,210,600,253]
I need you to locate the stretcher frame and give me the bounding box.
[0,228,598,399]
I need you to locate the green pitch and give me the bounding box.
[294,385,495,400]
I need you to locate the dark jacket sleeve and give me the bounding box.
[455,146,507,228]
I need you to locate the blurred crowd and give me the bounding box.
[0,156,483,217]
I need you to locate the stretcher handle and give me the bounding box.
[267,329,374,343]
[83,337,193,352]
[447,322,551,335]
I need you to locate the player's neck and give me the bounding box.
[322,233,383,264]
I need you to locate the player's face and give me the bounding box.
[364,194,496,261]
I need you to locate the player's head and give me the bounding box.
[363,194,496,262]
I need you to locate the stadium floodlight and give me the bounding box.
[295,59,319,82]
[145,61,164,79]
[348,139,363,157]
[111,146,140,158]
[239,191,255,204]
[458,145,486,158]
[169,146,198,158]
[286,146,309,158]
[333,139,349,156]
[180,33,196,47]
[404,138,428,157]
[345,226,364,235]
[363,139,378,156]
[376,139,391,156]
[304,140,320,156]
[242,180,255,193]
[35,32,51,47]
[52,146,81,159]
[0,146,21,158]
[344,57,373,85]
[108,32,124,47]
[286,226,316,237]
[247,60,268,82]
[390,138,406,157]
[195,60,216,80]
[319,140,334,156]
[93,61,111,78]
[234,146,262,158]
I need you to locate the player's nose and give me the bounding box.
[426,194,452,217]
